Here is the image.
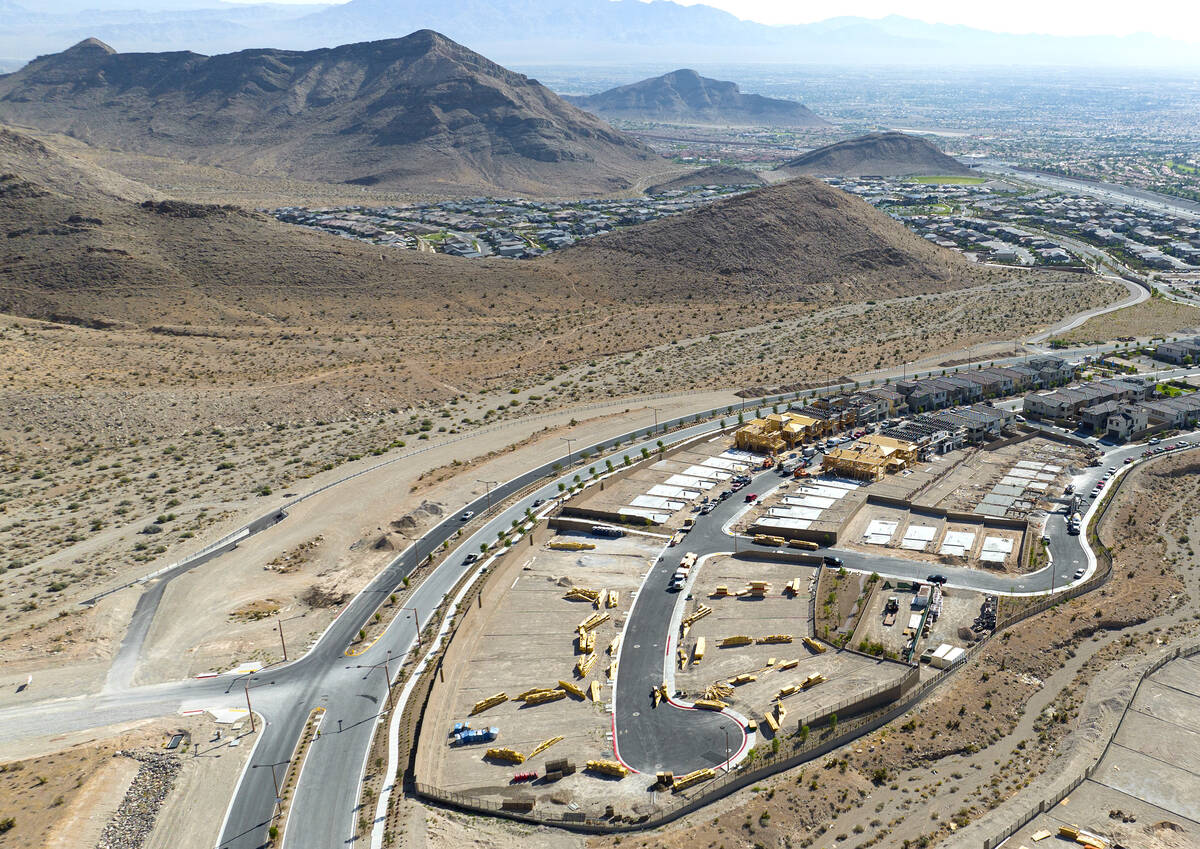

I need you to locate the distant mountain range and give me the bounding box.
[0,31,659,196]
[565,69,828,128]
[1,0,1197,68]
[777,132,972,177]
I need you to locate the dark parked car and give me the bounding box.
[823,556,843,567]
[927,574,948,584]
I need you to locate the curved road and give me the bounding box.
[0,285,1182,846]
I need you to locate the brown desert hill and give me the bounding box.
[646,164,765,194]
[566,68,829,128]
[776,131,972,177]
[550,176,977,303]
[0,31,660,196]
[0,125,984,400]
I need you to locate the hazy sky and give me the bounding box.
[671,0,1194,38]
[226,0,1193,40]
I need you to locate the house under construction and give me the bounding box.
[734,412,827,455]
[822,434,920,481]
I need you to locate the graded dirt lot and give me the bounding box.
[0,713,250,849]
[417,530,669,815]
[1058,295,1200,344]
[676,556,909,733]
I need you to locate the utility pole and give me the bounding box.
[651,407,662,432]
[723,726,731,772]
[560,437,575,463]
[477,479,498,511]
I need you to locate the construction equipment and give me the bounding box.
[777,658,799,670]
[563,586,601,603]
[471,693,508,715]
[528,736,564,758]
[693,637,706,663]
[548,541,595,551]
[801,673,826,689]
[719,635,753,648]
[525,689,567,706]
[693,698,727,711]
[578,612,610,632]
[802,636,826,654]
[589,681,602,701]
[557,679,586,699]
[486,747,525,764]
[585,759,628,778]
[671,768,715,791]
[575,653,598,678]
[756,634,793,644]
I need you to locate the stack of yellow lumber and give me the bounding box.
[671,768,715,791]
[557,679,585,699]
[486,748,525,764]
[563,586,600,603]
[576,653,598,677]
[693,698,727,711]
[802,636,826,654]
[719,635,753,648]
[524,689,567,705]
[528,736,563,758]
[730,673,757,685]
[578,612,610,632]
[470,693,508,715]
[704,682,734,701]
[585,759,628,778]
[757,634,793,644]
[801,673,826,689]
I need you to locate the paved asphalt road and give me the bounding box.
[7,340,1195,846]
[609,433,1200,777]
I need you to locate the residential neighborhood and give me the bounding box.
[270,183,756,259]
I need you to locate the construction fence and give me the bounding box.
[406,422,1157,835]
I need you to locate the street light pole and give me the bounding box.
[401,606,422,645]
[723,726,730,772]
[244,677,256,733]
[651,407,662,432]
[560,437,575,463]
[477,479,498,511]
[274,613,304,662]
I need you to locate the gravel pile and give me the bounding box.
[95,750,181,849]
